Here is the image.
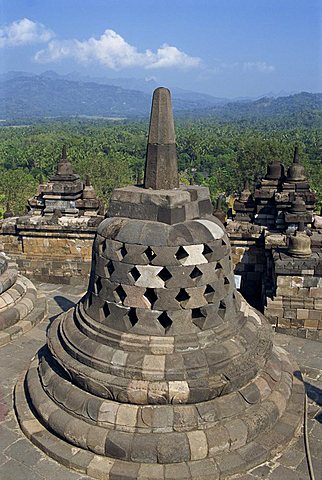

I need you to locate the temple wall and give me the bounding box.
[264,251,322,341]
[0,231,94,285]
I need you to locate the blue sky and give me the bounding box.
[0,0,320,97]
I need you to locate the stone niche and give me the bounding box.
[0,148,104,284]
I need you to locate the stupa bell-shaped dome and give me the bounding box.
[287,146,306,182]
[49,145,79,181]
[265,159,284,180]
[290,196,306,213]
[16,88,304,480]
[239,179,252,203]
[288,222,311,257]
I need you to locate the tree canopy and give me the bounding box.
[0,116,320,216]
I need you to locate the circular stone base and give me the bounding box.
[15,361,304,480]
[0,294,47,347]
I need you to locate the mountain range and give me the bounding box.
[0,71,320,121]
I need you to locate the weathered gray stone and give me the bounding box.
[144,87,179,190]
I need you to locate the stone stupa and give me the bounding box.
[0,252,46,346]
[15,88,304,479]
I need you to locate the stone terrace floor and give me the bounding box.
[0,283,321,480]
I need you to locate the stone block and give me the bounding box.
[157,206,186,225]
[87,456,114,479]
[304,319,319,329]
[187,430,208,460]
[109,460,141,479]
[138,464,164,479]
[134,265,165,288]
[142,355,166,381]
[157,432,190,463]
[297,309,308,320]
[310,287,322,298]
[105,431,133,460]
[130,433,158,463]
[188,459,219,480]
[206,424,229,455]
[168,381,190,404]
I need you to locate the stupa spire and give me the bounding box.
[293,145,299,164]
[144,87,179,190]
[62,144,67,160]
[56,144,74,176]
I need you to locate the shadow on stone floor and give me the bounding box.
[54,295,76,312]
[46,296,77,327]
[294,370,322,424]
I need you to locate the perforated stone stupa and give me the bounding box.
[15,88,304,479]
[0,252,46,346]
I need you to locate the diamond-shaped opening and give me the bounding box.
[101,240,107,254]
[175,246,189,261]
[95,277,103,295]
[144,246,156,262]
[202,244,213,260]
[215,262,222,271]
[158,267,172,282]
[106,260,115,277]
[102,302,110,318]
[176,288,190,303]
[119,244,128,260]
[158,311,173,333]
[224,277,230,285]
[115,285,127,303]
[204,285,215,304]
[128,308,138,327]
[129,266,141,282]
[190,266,202,279]
[218,300,226,319]
[191,308,206,329]
[221,238,227,246]
[144,288,158,306]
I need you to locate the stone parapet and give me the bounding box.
[265,251,322,341]
[0,216,103,284]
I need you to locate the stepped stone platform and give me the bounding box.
[0,253,47,347]
[0,283,320,480]
[15,88,305,479]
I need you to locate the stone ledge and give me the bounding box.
[15,362,304,480]
[0,294,47,348]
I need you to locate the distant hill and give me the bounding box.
[0,72,227,120]
[200,92,322,120]
[0,71,320,123]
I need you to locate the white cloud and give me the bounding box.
[35,29,201,70]
[243,61,275,73]
[146,44,200,69]
[0,18,54,48]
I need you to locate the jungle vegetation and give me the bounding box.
[0,115,321,216]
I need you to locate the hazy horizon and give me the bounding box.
[0,0,321,97]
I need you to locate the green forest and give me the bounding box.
[0,115,321,216]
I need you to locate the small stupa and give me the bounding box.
[28,145,102,217]
[0,252,46,346]
[16,88,304,479]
